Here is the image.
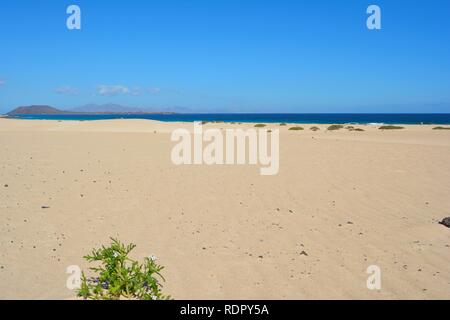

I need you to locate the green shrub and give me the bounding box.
[279,123,287,126]
[254,124,267,128]
[433,126,450,130]
[345,126,365,132]
[289,126,304,131]
[310,126,320,131]
[327,125,344,131]
[379,125,404,130]
[77,238,170,300]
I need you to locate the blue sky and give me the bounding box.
[1,0,450,113]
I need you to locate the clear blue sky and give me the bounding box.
[1,0,450,113]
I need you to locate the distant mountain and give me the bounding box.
[8,105,69,115]
[7,104,177,116]
[70,104,145,113]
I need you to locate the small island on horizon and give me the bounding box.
[6,105,177,116]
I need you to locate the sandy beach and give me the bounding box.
[0,118,449,300]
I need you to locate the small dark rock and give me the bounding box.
[4,184,8,188]
[439,217,450,228]
[300,251,308,256]
[41,206,50,209]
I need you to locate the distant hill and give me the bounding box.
[7,105,69,115]
[7,105,177,116]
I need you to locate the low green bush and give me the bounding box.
[379,125,404,130]
[77,238,170,300]
[327,125,344,131]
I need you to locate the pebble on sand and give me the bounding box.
[439,217,450,228]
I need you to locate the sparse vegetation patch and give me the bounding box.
[327,125,344,131]
[379,125,404,130]
[77,238,170,300]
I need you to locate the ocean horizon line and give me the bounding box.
[5,113,450,125]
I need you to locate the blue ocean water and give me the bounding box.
[7,113,450,125]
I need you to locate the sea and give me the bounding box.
[7,113,450,125]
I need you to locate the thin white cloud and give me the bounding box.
[97,85,131,96]
[148,87,161,94]
[97,85,161,96]
[55,86,78,95]
[130,87,143,96]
